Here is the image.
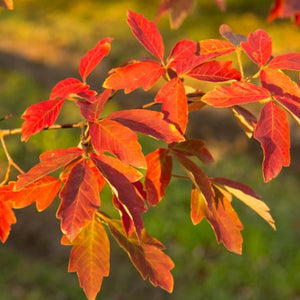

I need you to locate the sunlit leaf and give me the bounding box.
[268,53,300,70]
[0,0,13,10]
[190,184,206,225]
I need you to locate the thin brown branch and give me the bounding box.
[0,113,12,122]
[171,173,189,180]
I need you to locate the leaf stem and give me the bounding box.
[236,48,245,81]
[171,173,189,180]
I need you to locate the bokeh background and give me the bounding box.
[0,0,300,299]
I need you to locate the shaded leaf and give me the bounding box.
[212,177,276,230]
[103,61,164,93]
[127,10,164,61]
[186,60,241,82]
[171,139,214,164]
[268,53,300,71]
[21,98,65,141]
[268,0,300,22]
[57,160,100,241]
[254,101,290,182]
[69,217,109,300]
[16,147,83,190]
[202,81,270,107]
[219,24,247,46]
[90,119,146,169]
[91,154,146,237]
[231,105,257,138]
[106,109,184,143]
[77,89,112,122]
[107,218,174,292]
[79,38,113,82]
[214,0,226,11]
[155,77,188,133]
[241,29,272,66]
[144,148,172,206]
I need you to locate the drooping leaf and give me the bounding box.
[50,78,91,100]
[202,81,271,107]
[174,153,215,207]
[190,184,206,225]
[155,77,188,133]
[231,105,257,138]
[15,147,83,190]
[57,160,100,241]
[268,53,300,71]
[69,217,110,300]
[21,98,65,141]
[212,177,276,230]
[156,0,194,29]
[90,119,146,169]
[91,154,146,237]
[0,184,16,243]
[106,109,184,143]
[127,10,164,61]
[79,38,113,82]
[241,29,272,66]
[107,218,174,292]
[77,89,112,122]
[10,176,61,212]
[186,60,241,82]
[144,148,172,206]
[219,24,247,46]
[254,101,290,182]
[268,0,300,22]
[170,139,214,164]
[103,61,164,93]
[0,0,13,10]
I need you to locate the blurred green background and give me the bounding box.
[0,0,300,299]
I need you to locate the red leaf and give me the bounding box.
[69,217,110,300]
[21,98,65,141]
[268,53,300,71]
[199,39,236,58]
[219,24,247,46]
[127,10,164,61]
[0,183,16,243]
[212,177,276,230]
[10,176,61,212]
[103,61,164,93]
[90,119,146,169]
[77,89,112,122]
[155,77,188,133]
[174,153,215,207]
[241,30,272,66]
[90,153,143,183]
[107,109,184,143]
[79,38,112,82]
[213,0,226,11]
[107,218,174,292]
[231,105,257,138]
[268,0,300,21]
[156,0,194,29]
[260,68,300,123]
[254,101,290,182]
[91,155,147,237]
[202,81,270,107]
[190,184,206,225]
[16,147,83,190]
[186,60,241,82]
[0,0,13,10]
[50,78,91,100]
[144,149,172,206]
[57,160,100,241]
[170,139,214,164]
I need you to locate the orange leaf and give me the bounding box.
[16,147,83,190]
[57,160,100,241]
[107,219,174,293]
[144,148,172,206]
[103,61,164,93]
[199,39,235,58]
[79,38,113,82]
[155,77,188,134]
[212,177,276,230]
[0,0,13,10]
[190,184,206,225]
[254,101,290,182]
[90,119,146,169]
[127,10,164,61]
[69,217,110,300]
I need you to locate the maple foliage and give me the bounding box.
[1,6,300,300]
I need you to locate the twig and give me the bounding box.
[171,173,189,180]
[0,113,12,122]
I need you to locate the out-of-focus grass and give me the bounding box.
[0,1,300,299]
